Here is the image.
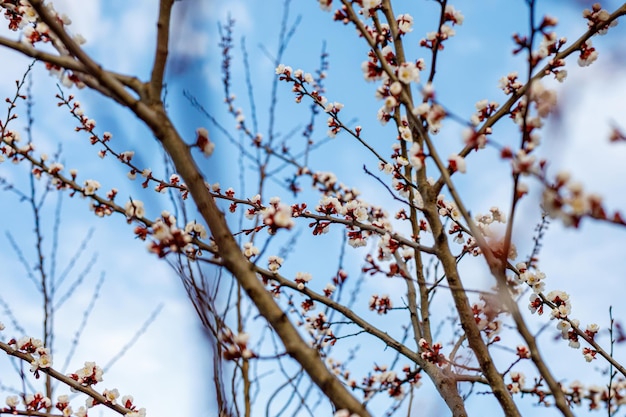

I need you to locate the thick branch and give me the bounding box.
[155,116,371,417]
[0,36,83,71]
[149,0,175,103]
[6,3,373,415]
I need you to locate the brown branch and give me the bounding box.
[455,3,626,161]
[255,257,469,416]
[27,0,144,106]
[411,77,571,416]
[0,341,132,415]
[424,198,521,417]
[0,36,83,71]
[0,36,145,100]
[335,2,517,415]
[419,5,626,415]
[301,212,436,255]
[156,122,371,416]
[381,0,434,347]
[149,0,175,103]
[20,2,372,414]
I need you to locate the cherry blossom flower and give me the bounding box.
[31,351,52,371]
[196,127,215,156]
[389,81,403,96]
[48,162,63,174]
[275,64,292,76]
[418,338,446,366]
[582,347,597,362]
[56,394,69,409]
[508,371,526,394]
[324,101,344,114]
[119,150,134,163]
[5,396,19,410]
[448,154,466,173]
[408,142,424,170]
[83,179,101,196]
[295,272,313,290]
[578,39,598,66]
[323,283,336,296]
[362,0,382,11]
[444,4,464,25]
[103,388,120,404]
[348,230,368,248]
[583,3,618,34]
[585,323,600,339]
[369,294,393,314]
[268,255,284,273]
[262,202,295,233]
[68,361,103,386]
[24,392,51,411]
[516,345,531,359]
[396,13,413,34]
[15,336,43,352]
[383,96,397,112]
[546,290,572,319]
[344,200,368,222]
[125,199,145,218]
[397,62,420,84]
[519,270,546,293]
[529,80,557,117]
[440,25,455,39]
[318,0,332,12]
[243,242,259,258]
[184,221,208,239]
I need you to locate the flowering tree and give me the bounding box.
[1,0,626,416]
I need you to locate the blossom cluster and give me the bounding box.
[418,338,446,366]
[420,5,464,51]
[7,336,52,376]
[583,3,619,35]
[0,0,86,87]
[68,361,103,386]
[219,329,254,360]
[368,294,392,315]
[511,12,568,79]
[354,364,419,401]
[0,128,36,164]
[56,93,201,203]
[3,392,51,414]
[133,210,208,259]
[1,324,146,416]
[261,197,295,234]
[55,394,86,417]
[3,0,626,414]
[507,371,526,394]
[506,374,626,412]
[221,165,395,254]
[276,64,349,139]
[515,265,546,294]
[542,171,626,228]
[302,311,337,349]
[472,293,506,340]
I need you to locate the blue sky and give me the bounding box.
[1,1,626,416]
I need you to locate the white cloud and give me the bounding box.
[49,0,102,43]
[213,0,254,34]
[544,60,626,207]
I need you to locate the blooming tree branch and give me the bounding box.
[2,1,626,416]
